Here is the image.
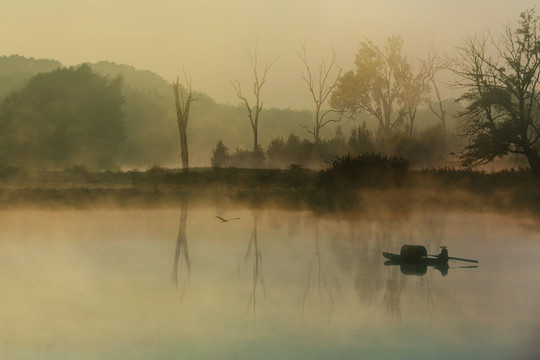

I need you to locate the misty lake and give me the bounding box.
[0,206,539,359]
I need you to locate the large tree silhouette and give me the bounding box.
[455,8,540,172]
[0,64,124,169]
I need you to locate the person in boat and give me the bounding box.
[438,246,449,262]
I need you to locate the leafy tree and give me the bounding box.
[330,36,406,136]
[0,64,124,169]
[89,61,181,167]
[331,36,431,137]
[455,8,540,172]
[0,55,62,101]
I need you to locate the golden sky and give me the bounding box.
[1,0,537,109]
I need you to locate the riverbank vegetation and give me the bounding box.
[0,160,537,215]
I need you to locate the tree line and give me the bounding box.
[203,8,540,173]
[0,8,538,173]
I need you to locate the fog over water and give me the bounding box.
[2,0,538,109]
[2,2,540,357]
[1,206,538,359]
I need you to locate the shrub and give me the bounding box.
[228,146,266,168]
[316,153,409,191]
[211,140,230,168]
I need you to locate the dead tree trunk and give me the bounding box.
[422,48,447,138]
[173,76,194,172]
[298,41,342,143]
[232,48,278,152]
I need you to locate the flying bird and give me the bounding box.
[215,216,241,222]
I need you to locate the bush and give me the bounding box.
[64,164,89,176]
[228,146,266,168]
[145,165,168,178]
[0,164,28,180]
[211,140,230,168]
[383,125,447,168]
[347,122,376,155]
[316,153,409,191]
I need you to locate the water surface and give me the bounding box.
[0,206,538,359]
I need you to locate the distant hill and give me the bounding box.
[0,55,62,100]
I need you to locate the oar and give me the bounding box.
[428,255,479,263]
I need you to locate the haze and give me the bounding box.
[1,0,537,110]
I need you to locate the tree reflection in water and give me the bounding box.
[172,201,190,300]
[243,211,266,322]
[301,218,335,320]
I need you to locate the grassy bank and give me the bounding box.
[0,165,538,214]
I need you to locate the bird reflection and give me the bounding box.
[215,216,241,222]
[172,201,190,300]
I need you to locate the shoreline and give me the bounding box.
[0,168,538,215]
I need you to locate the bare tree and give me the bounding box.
[297,41,343,142]
[232,48,279,151]
[421,48,449,137]
[172,73,195,172]
[396,53,431,137]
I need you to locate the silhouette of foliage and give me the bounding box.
[348,122,376,155]
[455,8,540,173]
[0,55,62,101]
[383,124,447,168]
[316,154,409,190]
[211,140,230,168]
[0,64,124,169]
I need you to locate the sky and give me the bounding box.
[1,0,538,110]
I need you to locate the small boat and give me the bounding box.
[383,245,448,276]
[383,244,446,263]
[382,244,478,264]
[382,244,478,276]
